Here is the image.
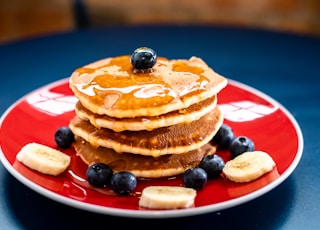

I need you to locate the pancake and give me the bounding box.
[69,106,223,157]
[75,95,217,131]
[69,55,227,118]
[74,136,217,178]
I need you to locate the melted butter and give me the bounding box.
[74,55,210,110]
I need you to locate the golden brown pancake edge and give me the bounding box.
[74,136,217,178]
[69,106,223,157]
[75,95,217,131]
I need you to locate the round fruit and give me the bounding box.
[183,168,207,190]
[54,126,74,149]
[111,171,137,195]
[199,154,225,178]
[229,136,255,158]
[86,163,113,187]
[212,124,235,149]
[130,47,157,70]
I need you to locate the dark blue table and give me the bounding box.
[1,25,319,229]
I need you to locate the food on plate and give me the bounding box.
[130,47,157,71]
[16,142,71,176]
[74,94,218,132]
[212,123,235,149]
[74,136,217,178]
[182,167,208,190]
[69,49,227,119]
[68,47,228,179]
[199,154,225,178]
[11,46,280,213]
[70,106,222,157]
[139,186,196,209]
[86,162,113,187]
[228,136,255,158]
[222,151,276,183]
[54,126,74,149]
[110,171,137,195]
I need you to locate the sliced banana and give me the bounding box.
[223,151,276,183]
[16,143,71,176]
[139,186,197,209]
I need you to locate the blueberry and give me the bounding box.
[199,154,225,178]
[183,168,207,190]
[86,163,113,187]
[130,47,157,71]
[212,124,235,149]
[229,136,255,158]
[111,171,137,195]
[54,126,74,149]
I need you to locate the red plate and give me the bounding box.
[0,78,303,218]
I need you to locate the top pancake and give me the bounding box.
[69,55,227,118]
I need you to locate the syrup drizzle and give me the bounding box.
[74,56,210,110]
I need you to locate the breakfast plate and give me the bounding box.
[0,78,303,218]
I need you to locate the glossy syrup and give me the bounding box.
[74,56,211,111]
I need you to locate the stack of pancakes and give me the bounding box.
[69,55,227,178]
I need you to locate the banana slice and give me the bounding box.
[16,143,71,176]
[139,186,197,209]
[223,151,275,183]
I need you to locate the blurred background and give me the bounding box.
[1,0,320,44]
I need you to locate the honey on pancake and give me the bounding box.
[73,55,210,112]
